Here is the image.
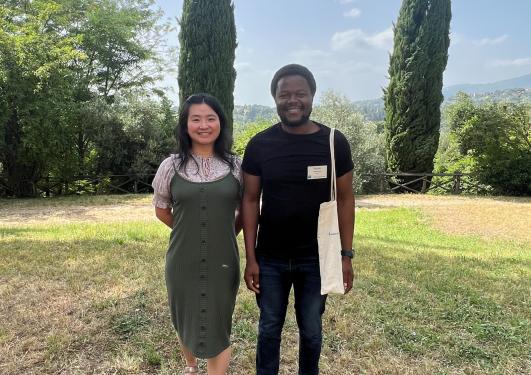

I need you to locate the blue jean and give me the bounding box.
[256,256,327,375]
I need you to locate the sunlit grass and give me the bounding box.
[0,198,529,374]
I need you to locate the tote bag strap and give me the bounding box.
[329,128,337,201]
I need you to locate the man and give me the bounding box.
[241,64,355,375]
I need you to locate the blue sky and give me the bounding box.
[155,0,531,106]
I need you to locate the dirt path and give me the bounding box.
[1,194,529,242]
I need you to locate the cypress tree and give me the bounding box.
[178,0,237,140]
[384,0,451,192]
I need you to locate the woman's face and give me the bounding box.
[187,103,221,148]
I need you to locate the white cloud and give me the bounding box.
[332,27,393,51]
[450,32,464,45]
[474,35,508,46]
[343,8,361,18]
[235,62,252,70]
[490,57,531,67]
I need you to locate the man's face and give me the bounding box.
[274,75,314,127]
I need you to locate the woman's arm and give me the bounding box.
[242,172,262,293]
[235,203,243,236]
[155,207,173,229]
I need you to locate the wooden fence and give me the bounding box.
[361,172,478,194]
[0,172,478,197]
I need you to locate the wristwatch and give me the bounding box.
[341,249,354,259]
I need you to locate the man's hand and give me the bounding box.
[244,259,260,294]
[342,257,354,293]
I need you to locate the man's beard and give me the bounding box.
[278,109,312,128]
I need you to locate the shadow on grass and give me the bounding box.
[352,242,530,368]
[0,227,53,236]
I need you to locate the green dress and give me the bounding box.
[165,171,240,359]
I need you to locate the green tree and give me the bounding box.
[233,121,272,157]
[438,94,531,195]
[178,0,237,140]
[66,0,168,174]
[313,91,386,193]
[0,0,172,196]
[384,0,451,192]
[0,1,82,196]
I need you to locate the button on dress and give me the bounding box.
[165,171,240,359]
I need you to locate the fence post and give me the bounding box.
[45,175,50,197]
[453,172,462,194]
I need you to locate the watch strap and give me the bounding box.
[341,250,354,258]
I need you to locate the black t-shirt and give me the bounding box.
[242,122,353,259]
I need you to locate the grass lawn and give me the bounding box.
[0,195,529,374]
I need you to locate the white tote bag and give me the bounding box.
[317,128,345,295]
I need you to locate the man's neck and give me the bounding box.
[280,120,319,135]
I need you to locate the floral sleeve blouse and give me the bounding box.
[152,154,243,209]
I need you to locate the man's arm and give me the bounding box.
[336,170,355,293]
[242,172,261,294]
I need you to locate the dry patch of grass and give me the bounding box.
[357,194,531,243]
[0,194,153,226]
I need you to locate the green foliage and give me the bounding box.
[70,0,165,101]
[384,0,451,191]
[0,0,173,197]
[80,92,177,176]
[436,93,531,195]
[313,91,386,193]
[233,121,272,157]
[178,0,237,137]
[0,0,81,196]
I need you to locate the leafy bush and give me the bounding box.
[233,120,274,157]
[435,93,530,195]
[313,91,386,193]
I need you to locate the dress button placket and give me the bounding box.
[198,185,208,349]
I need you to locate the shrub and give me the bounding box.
[313,91,386,193]
[435,93,530,195]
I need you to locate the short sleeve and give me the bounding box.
[231,155,243,186]
[334,130,354,178]
[152,156,177,209]
[241,137,262,176]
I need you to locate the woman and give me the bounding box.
[152,93,242,374]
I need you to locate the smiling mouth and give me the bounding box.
[286,107,303,114]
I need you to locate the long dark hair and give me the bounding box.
[175,93,235,172]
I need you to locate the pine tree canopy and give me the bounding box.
[178,0,237,139]
[384,0,451,191]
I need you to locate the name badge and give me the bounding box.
[307,165,327,180]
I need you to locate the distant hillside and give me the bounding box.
[350,88,531,122]
[443,74,531,99]
[234,74,531,124]
[233,104,276,124]
[351,99,386,122]
[445,88,531,105]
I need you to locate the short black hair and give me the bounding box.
[270,64,316,97]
